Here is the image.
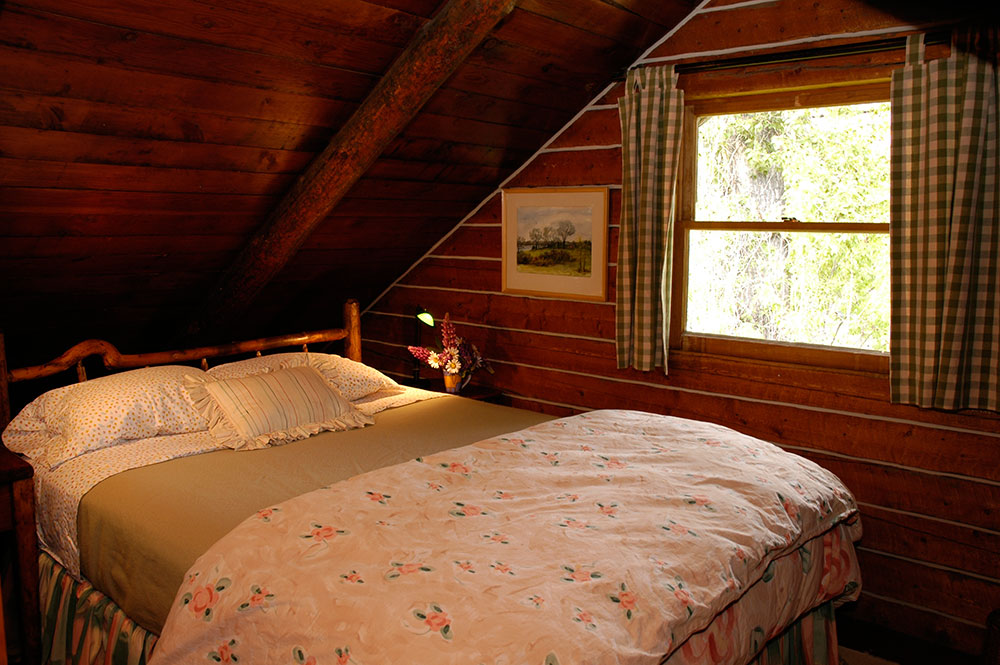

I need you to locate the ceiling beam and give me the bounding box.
[184,0,517,339]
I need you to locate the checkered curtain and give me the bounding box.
[891,32,1000,411]
[616,66,684,372]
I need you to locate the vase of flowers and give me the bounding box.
[407,314,492,393]
[442,372,461,393]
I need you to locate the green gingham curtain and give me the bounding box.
[890,32,1000,411]
[616,66,684,372]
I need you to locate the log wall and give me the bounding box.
[363,0,1000,657]
[0,0,690,365]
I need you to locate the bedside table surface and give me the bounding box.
[448,383,503,401]
[405,378,504,402]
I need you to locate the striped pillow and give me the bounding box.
[186,366,373,451]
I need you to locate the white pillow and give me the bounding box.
[2,365,208,469]
[185,366,374,451]
[206,353,402,402]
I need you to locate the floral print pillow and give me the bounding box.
[206,353,402,402]
[3,365,208,469]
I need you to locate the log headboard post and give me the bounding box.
[0,332,10,431]
[344,299,362,363]
[0,328,41,665]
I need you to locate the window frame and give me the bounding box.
[670,87,891,374]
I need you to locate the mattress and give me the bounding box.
[75,395,554,634]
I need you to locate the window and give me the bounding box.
[673,96,891,370]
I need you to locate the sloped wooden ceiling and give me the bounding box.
[0,0,695,365]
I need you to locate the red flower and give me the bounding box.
[440,314,459,349]
[424,610,451,632]
[782,496,800,520]
[310,525,338,541]
[407,345,432,363]
[216,642,234,663]
[189,585,220,615]
[492,562,512,575]
[248,588,270,607]
[618,591,638,610]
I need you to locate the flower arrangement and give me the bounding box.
[408,314,492,391]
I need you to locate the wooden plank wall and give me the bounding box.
[0,0,691,365]
[363,0,1000,657]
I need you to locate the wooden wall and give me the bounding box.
[363,0,1000,657]
[0,0,691,367]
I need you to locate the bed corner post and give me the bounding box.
[0,331,42,665]
[344,299,362,363]
[0,331,10,432]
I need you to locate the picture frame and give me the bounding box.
[501,187,608,301]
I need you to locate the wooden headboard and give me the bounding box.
[0,299,362,432]
[0,301,361,665]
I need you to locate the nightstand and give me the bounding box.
[0,447,39,665]
[409,379,508,405]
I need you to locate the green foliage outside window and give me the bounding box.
[688,103,890,352]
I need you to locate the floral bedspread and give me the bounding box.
[150,410,861,665]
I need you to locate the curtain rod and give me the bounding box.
[652,30,952,75]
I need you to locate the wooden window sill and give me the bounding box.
[675,333,889,375]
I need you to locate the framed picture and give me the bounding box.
[501,187,608,300]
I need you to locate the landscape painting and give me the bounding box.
[515,204,593,277]
[502,188,608,300]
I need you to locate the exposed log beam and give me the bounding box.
[184,0,517,339]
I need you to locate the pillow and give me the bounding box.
[2,365,209,469]
[186,365,374,451]
[206,353,402,402]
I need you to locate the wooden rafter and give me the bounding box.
[185,0,517,339]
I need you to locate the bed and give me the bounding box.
[0,300,861,665]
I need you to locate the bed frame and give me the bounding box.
[0,299,362,665]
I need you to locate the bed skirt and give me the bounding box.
[750,601,838,665]
[39,551,840,665]
[39,552,157,665]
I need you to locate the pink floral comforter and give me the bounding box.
[151,410,861,665]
